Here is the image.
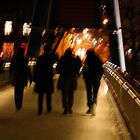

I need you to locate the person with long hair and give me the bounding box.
[56,48,80,114]
[83,49,103,115]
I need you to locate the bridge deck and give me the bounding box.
[0,75,131,140]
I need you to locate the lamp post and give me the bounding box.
[103,0,126,72]
[113,0,126,72]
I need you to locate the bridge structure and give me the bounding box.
[0,61,139,140]
[0,0,140,139]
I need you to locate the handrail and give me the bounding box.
[104,61,140,98]
[103,61,140,140]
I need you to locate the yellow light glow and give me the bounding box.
[103,18,108,25]
[77,39,82,45]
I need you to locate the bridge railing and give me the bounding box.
[103,61,140,140]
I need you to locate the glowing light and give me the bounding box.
[84,33,91,39]
[42,29,46,36]
[23,23,31,36]
[77,39,82,45]
[82,28,88,34]
[103,18,108,25]
[97,44,101,49]
[99,38,103,43]
[75,48,86,61]
[113,30,117,34]
[128,48,132,54]
[4,21,12,35]
[0,52,3,57]
[92,38,98,45]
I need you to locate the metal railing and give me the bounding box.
[103,61,140,140]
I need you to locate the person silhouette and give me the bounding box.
[56,48,80,114]
[83,49,103,115]
[33,46,54,115]
[10,47,31,111]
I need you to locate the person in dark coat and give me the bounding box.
[56,48,80,114]
[10,47,31,111]
[83,49,103,114]
[33,47,54,115]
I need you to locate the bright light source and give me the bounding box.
[23,23,31,36]
[42,29,46,36]
[82,28,88,34]
[92,38,98,45]
[103,18,108,25]
[128,48,132,54]
[75,48,86,61]
[4,21,12,35]
[113,30,117,34]
[77,39,82,45]
[0,52,3,57]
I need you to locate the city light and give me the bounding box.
[4,21,12,35]
[23,23,31,36]
[77,38,82,45]
[0,52,3,57]
[103,18,108,25]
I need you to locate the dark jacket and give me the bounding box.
[10,54,30,87]
[33,52,54,94]
[56,51,80,90]
[83,50,103,82]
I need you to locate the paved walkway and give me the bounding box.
[0,76,131,140]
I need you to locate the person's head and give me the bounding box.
[86,48,95,57]
[64,48,73,57]
[86,48,100,60]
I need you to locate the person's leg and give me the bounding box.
[93,80,101,104]
[46,93,52,112]
[18,86,24,110]
[38,93,44,115]
[14,86,20,110]
[85,80,93,113]
[62,88,68,114]
[68,87,74,114]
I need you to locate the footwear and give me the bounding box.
[16,109,20,112]
[47,108,52,113]
[86,109,92,114]
[38,110,42,115]
[16,107,21,112]
[86,106,93,114]
[68,109,73,114]
[63,109,68,114]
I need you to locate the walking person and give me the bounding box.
[10,47,32,111]
[83,49,103,115]
[56,48,80,114]
[33,46,54,115]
